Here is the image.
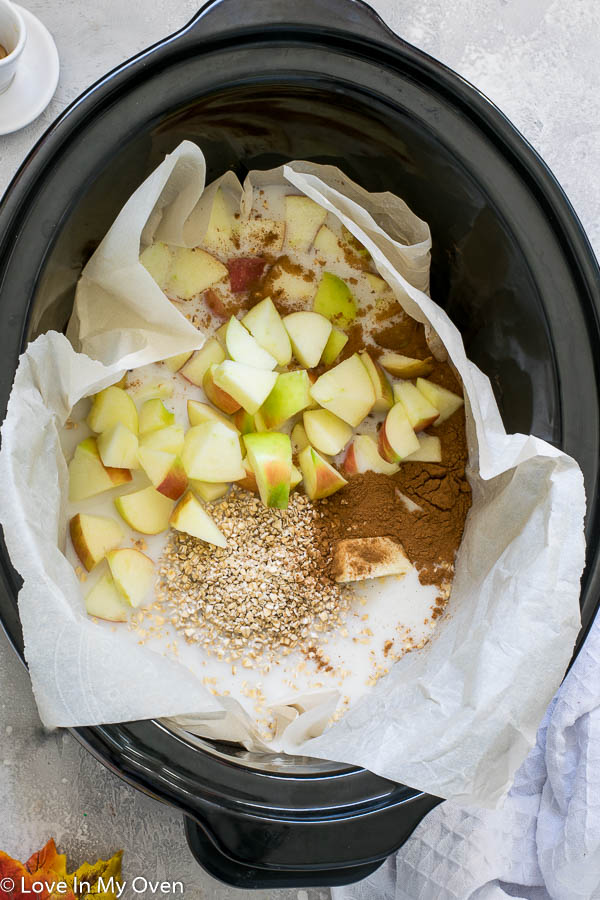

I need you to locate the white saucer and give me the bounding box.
[0,5,59,136]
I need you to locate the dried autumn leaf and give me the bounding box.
[0,838,122,900]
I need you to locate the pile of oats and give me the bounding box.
[156,488,351,669]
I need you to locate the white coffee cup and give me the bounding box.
[0,0,26,95]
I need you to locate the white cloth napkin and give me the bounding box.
[333,608,600,900]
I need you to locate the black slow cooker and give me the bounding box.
[1,0,599,889]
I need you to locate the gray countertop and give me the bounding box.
[0,1,598,897]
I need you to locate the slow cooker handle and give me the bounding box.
[179,0,405,49]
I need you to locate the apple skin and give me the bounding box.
[259,370,311,429]
[243,432,292,508]
[69,513,124,572]
[233,409,256,435]
[227,257,267,292]
[155,456,188,500]
[379,353,435,379]
[313,271,357,327]
[342,434,399,476]
[359,351,393,412]
[378,403,420,463]
[321,327,348,365]
[298,445,347,500]
[238,458,258,493]
[203,365,242,414]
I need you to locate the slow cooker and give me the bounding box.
[0,0,599,888]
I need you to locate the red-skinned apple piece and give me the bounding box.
[138,447,188,500]
[298,445,347,500]
[243,432,292,508]
[378,402,420,463]
[227,257,267,292]
[203,364,242,414]
[342,434,399,476]
[69,513,124,572]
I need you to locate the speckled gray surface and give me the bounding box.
[0,1,598,897]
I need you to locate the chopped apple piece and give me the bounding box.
[298,445,347,500]
[238,457,258,493]
[188,399,239,433]
[163,351,193,372]
[70,513,124,572]
[378,403,420,463]
[180,338,225,386]
[139,424,184,455]
[416,378,464,424]
[232,408,256,435]
[202,187,237,254]
[393,381,440,431]
[85,573,129,622]
[107,548,155,608]
[212,360,278,415]
[342,434,399,476]
[332,537,411,583]
[342,225,370,259]
[140,242,172,290]
[364,272,390,295]
[313,225,342,260]
[182,421,245,482]
[69,437,132,502]
[189,479,230,502]
[283,311,332,368]
[87,386,138,435]
[313,272,357,327]
[379,352,435,378]
[114,486,174,534]
[404,433,442,463]
[214,322,228,348]
[259,370,311,429]
[166,247,228,299]
[309,353,375,426]
[290,464,302,490]
[303,409,352,456]
[262,261,318,305]
[225,315,277,369]
[97,424,139,470]
[359,351,393,412]
[203,364,242,414]
[238,219,286,255]
[139,399,174,435]
[291,422,310,453]
[321,328,348,365]
[244,432,292,509]
[138,447,187,500]
[125,379,174,403]
[284,195,327,252]
[242,297,292,366]
[227,257,267,292]
[170,491,227,547]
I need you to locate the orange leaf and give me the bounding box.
[0,840,122,900]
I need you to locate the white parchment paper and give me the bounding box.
[0,141,586,806]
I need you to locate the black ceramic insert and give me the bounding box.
[0,0,598,887]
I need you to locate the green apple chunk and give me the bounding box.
[283,311,332,368]
[379,352,434,379]
[97,423,139,469]
[138,447,188,500]
[303,409,353,456]
[342,434,399,476]
[189,479,230,502]
[87,386,138,435]
[140,242,173,290]
[70,513,124,572]
[163,351,193,372]
[166,247,228,299]
[309,353,375,427]
[359,351,393,412]
[415,378,464,424]
[202,187,237,254]
[321,328,348,365]
[114,486,174,534]
[225,315,277,370]
[404,433,442,462]
[139,399,175,435]
[232,409,256,435]
[243,432,292,509]
[69,437,132,502]
[188,399,239,433]
[291,422,310,452]
[170,491,227,547]
[284,195,327,252]
[313,272,357,327]
[85,573,129,622]
[182,421,245,482]
[212,360,278,415]
[259,370,311,429]
[298,445,347,500]
[180,338,225,386]
[242,297,292,366]
[107,548,155,608]
[393,381,440,431]
[342,225,370,259]
[139,424,184,455]
[290,464,302,490]
[378,402,420,463]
